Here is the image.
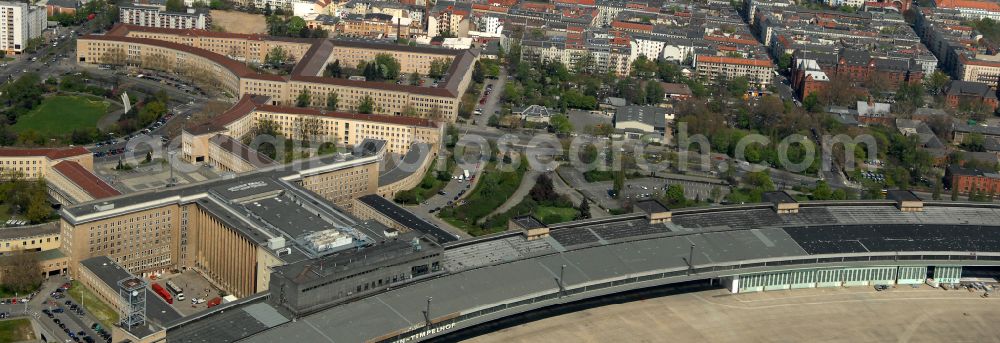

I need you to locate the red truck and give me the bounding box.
[206,297,222,308]
[152,283,172,304]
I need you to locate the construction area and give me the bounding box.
[469,285,1000,343]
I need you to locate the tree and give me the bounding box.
[813,180,832,200]
[288,16,306,36]
[664,184,685,206]
[25,191,51,223]
[265,46,288,67]
[778,53,792,70]
[374,53,401,80]
[710,186,722,203]
[165,0,185,12]
[645,81,664,105]
[924,71,950,96]
[726,76,749,98]
[100,47,128,66]
[613,168,625,198]
[326,59,343,77]
[529,174,558,203]
[472,61,486,84]
[429,58,450,79]
[951,182,959,201]
[745,171,774,191]
[0,247,42,293]
[549,114,573,134]
[933,179,942,200]
[358,95,375,114]
[326,91,339,111]
[803,92,821,112]
[138,101,167,126]
[296,89,311,107]
[578,199,591,219]
[962,132,987,152]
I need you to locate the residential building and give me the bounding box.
[946,164,1000,194]
[945,80,999,111]
[182,95,442,166]
[933,0,1000,21]
[0,1,47,54]
[119,4,211,30]
[76,24,477,122]
[46,0,78,16]
[660,82,692,101]
[694,55,775,87]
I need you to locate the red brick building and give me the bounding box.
[945,80,999,111]
[790,49,924,99]
[946,165,1000,194]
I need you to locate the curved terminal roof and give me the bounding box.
[168,201,1000,342]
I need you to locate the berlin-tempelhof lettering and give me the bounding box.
[122,120,881,177]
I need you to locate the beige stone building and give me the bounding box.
[61,154,381,297]
[77,24,477,122]
[182,95,441,159]
[694,55,775,87]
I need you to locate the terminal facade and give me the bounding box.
[76,24,477,122]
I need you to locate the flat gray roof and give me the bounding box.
[171,202,1000,343]
[79,256,183,336]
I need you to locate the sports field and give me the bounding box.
[210,10,266,34]
[12,96,108,136]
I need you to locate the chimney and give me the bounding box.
[509,215,548,240]
[762,191,798,214]
[886,190,923,212]
[634,199,671,224]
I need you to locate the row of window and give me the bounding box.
[2,236,57,248]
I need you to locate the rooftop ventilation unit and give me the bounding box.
[94,202,115,211]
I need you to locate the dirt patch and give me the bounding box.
[210,10,267,34]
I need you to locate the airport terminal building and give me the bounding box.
[155,192,1000,342]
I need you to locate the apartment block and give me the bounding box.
[120,4,211,30]
[694,55,775,86]
[76,24,476,121]
[0,1,46,54]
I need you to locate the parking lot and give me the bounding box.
[153,269,226,316]
[558,166,729,210]
[31,278,111,343]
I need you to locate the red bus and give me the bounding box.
[152,283,172,304]
[206,297,222,308]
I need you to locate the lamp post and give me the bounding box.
[422,296,432,328]
[687,244,696,275]
[167,151,176,187]
[555,264,566,297]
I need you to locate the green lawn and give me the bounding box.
[438,157,527,236]
[12,96,109,136]
[0,318,35,343]
[67,281,119,329]
[535,206,579,224]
